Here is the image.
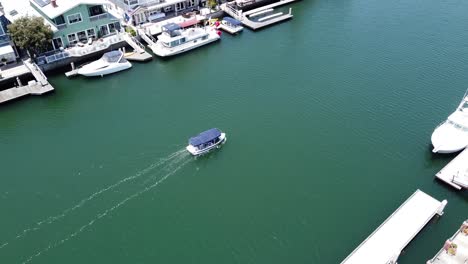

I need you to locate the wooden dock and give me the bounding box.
[0,60,54,104]
[435,148,468,190]
[221,0,295,30]
[341,190,447,264]
[427,220,468,264]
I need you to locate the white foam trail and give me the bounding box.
[0,149,186,248]
[21,157,192,264]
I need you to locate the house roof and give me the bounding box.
[2,0,58,32]
[30,0,109,19]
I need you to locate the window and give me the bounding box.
[175,2,186,11]
[108,23,116,33]
[0,24,4,36]
[86,28,96,39]
[88,5,105,17]
[54,15,65,25]
[124,0,138,5]
[188,0,196,7]
[77,31,87,41]
[108,22,121,33]
[52,37,63,49]
[67,13,82,24]
[99,25,109,36]
[67,33,77,44]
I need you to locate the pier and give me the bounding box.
[0,60,54,104]
[221,0,295,30]
[427,220,468,264]
[435,148,468,190]
[341,190,447,264]
[137,29,159,54]
[122,34,153,62]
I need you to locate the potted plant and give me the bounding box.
[1,57,7,66]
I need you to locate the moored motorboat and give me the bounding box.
[431,91,468,153]
[218,17,244,34]
[78,50,132,77]
[152,23,221,57]
[186,128,227,156]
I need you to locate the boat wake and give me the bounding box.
[0,148,191,262]
[21,157,192,264]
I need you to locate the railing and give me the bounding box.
[45,51,71,63]
[56,24,67,30]
[37,33,126,64]
[89,13,109,22]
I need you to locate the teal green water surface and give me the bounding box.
[1,0,468,263]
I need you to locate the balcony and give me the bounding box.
[56,24,67,30]
[89,13,109,22]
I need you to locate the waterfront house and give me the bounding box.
[109,0,207,25]
[29,0,122,49]
[0,3,18,63]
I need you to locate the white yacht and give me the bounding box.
[431,91,468,153]
[186,128,227,156]
[218,17,244,34]
[78,50,132,77]
[152,23,221,57]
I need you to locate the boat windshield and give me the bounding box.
[447,120,468,132]
[102,51,122,63]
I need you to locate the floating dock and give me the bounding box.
[435,148,468,190]
[0,60,54,104]
[122,33,153,62]
[341,190,447,264]
[221,0,295,30]
[137,29,158,54]
[427,220,468,264]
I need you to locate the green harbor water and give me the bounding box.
[1,0,468,263]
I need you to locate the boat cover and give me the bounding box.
[102,50,122,63]
[178,18,199,28]
[162,23,181,32]
[189,128,221,146]
[223,17,241,26]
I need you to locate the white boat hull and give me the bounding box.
[186,133,227,156]
[218,24,244,34]
[152,31,220,57]
[78,62,132,77]
[431,122,468,153]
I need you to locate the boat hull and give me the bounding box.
[78,62,132,77]
[152,32,220,57]
[218,24,244,34]
[186,133,227,156]
[431,121,468,153]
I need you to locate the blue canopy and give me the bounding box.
[223,17,241,26]
[162,23,181,32]
[189,128,221,146]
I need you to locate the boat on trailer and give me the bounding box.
[77,50,132,77]
[431,90,468,154]
[186,128,227,156]
[218,17,244,34]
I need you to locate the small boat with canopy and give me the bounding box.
[186,128,227,156]
[218,17,244,34]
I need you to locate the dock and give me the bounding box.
[435,148,468,190]
[221,0,295,30]
[0,60,54,104]
[341,189,447,264]
[122,33,153,62]
[427,220,468,264]
[137,29,159,54]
